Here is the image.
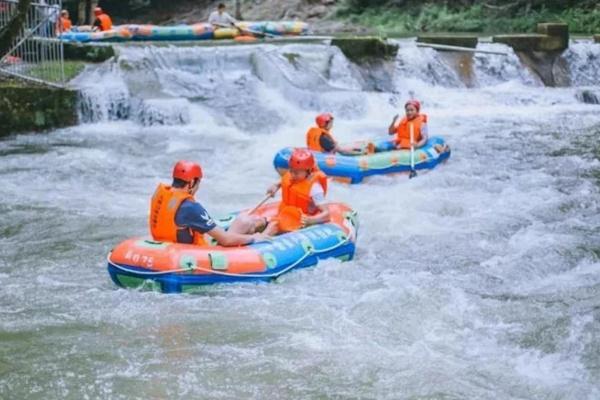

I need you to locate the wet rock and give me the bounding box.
[307,5,328,18]
[594,35,600,43]
[576,89,600,105]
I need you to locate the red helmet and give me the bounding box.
[405,99,421,112]
[288,148,315,170]
[94,7,103,16]
[172,160,203,182]
[315,112,333,128]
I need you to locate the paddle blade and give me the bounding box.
[277,206,303,232]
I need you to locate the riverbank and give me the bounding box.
[337,3,600,36]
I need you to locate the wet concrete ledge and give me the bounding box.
[0,81,78,135]
[417,35,478,48]
[493,23,569,52]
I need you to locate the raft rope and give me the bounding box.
[106,235,352,280]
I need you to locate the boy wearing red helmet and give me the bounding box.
[265,149,330,232]
[150,160,269,246]
[306,113,363,155]
[388,100,429,149]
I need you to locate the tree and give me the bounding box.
[0,0,32,58]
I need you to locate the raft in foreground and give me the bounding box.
[273,136,451,183]
[107,202,358,293]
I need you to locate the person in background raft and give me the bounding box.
[150,160,270,247]
[265,149,330,233]
[57,10,72,34]
[208,3,237,28]
[388,100,429,150]
[307,113,371,155]
[92,7,112,32]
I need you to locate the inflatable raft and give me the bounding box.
[107,202,358,293]
[273,136,451,184]
[60,21,309,43]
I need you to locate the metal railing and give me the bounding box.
[0,0,65,87]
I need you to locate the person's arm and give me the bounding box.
[206,226,267,246]
[92,18,101,31]
[266,182,281,197]
[416,123,428,147]
[226,12,237,25]
[388,114,399,135]
[301,186,330,226]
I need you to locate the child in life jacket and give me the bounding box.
[306,113,368,155]
[265,149,330,233]
[388,100,429,149]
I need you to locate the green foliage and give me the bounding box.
[339,1,600,34]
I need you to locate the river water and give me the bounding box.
[1,39,600,399]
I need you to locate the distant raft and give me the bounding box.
[107,202,358,293]
[273,136,451,184]
[60,21,309,42]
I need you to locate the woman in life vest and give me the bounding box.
[388,100,429,149]
[306,113,365,155]
[92,7,113,32]
[265,149,330,233]
[149,160,270,246]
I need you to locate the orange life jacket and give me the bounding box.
[306,127,336,152]
[280,170,328,216]
[149,184,207,246]
[59,17,72,32]
[395,114,427,149]
[96,13,113,31]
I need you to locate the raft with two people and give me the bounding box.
[59,21,309,43]
[274,136,450,184]
[107,203,358,293]
[107,157,358,294]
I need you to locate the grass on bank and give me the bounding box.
[28,60,85,83]
[338,4,600,36]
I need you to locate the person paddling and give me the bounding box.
[150,160,270,246]
[92,7,113,32]
[306,113,367,155]
[265,149,330,233]
[388,100,429,149]
[208,3,237,28]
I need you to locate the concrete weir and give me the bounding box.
[416,34,478,49]
[493,23,570,86]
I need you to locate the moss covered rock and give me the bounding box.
[0,82,78,135]
[331,37,398,63]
